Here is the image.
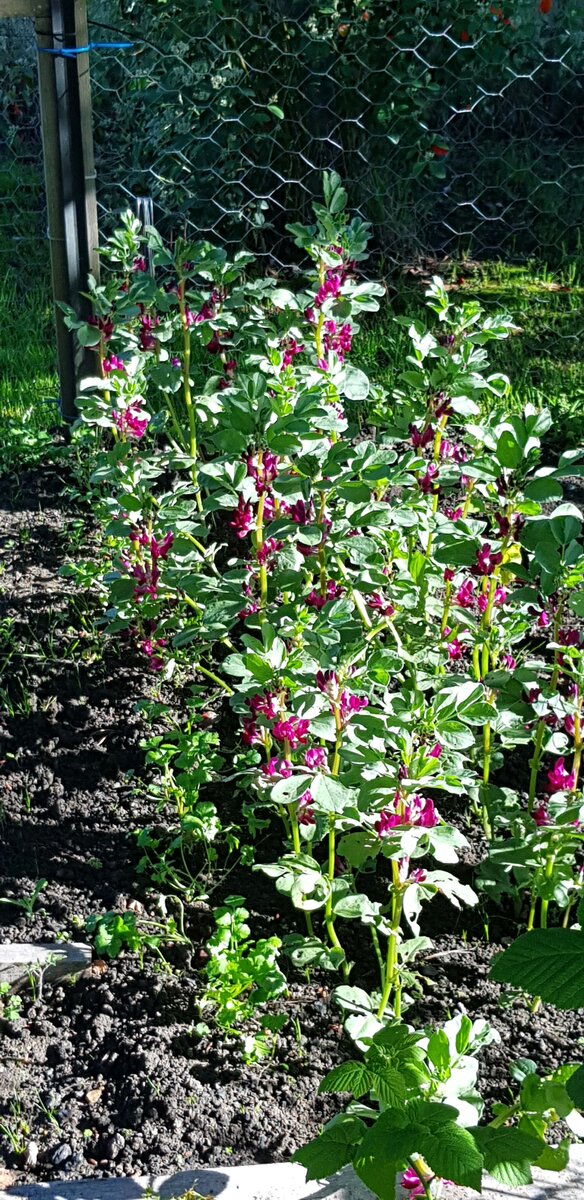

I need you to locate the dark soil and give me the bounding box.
[0,469,582,1185]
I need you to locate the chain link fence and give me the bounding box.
[1,2,583,275]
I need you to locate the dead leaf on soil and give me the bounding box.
[86,959,108,976]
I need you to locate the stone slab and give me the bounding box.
[1,1149,583,1200]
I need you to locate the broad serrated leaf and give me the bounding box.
[421,1121,483,1191]
[473,1126,542,1189]
[490,930,584,1008]
[567,1065,584,1109]
[318,1062,374,1098]
[291,1113,366,1180]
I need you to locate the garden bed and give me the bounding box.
[0,469,582,1188]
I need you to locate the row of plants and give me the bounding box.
[61,174,584,1198]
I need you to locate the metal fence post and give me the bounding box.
[35,0,99,422]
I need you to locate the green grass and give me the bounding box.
[0,265,60,474]
[355,258,584,455]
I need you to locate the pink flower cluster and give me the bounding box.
[281,337,304,369]
[122,529,174,602]
[322,320,352,362]
[307,580,344,610]
[377,792,438,834]
[316,671,368,726]
[454,579,507,611]
[103,355,125,375]
[113,404,150,440]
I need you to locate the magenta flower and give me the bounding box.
[537,610,550,629]
[238,601,259,621]
[241,718,261,746]
[151,531,174,561]
[565,715,576,737]
[257,537,283,569]
[141,635,166,671]
[473,542,503,577]
[367,592,395,618]
[230,496,254,539]
[89,313,114,340]
[547,757,575,793]
[339,692,369,726]
[297,790,316,826]
[409,423,434,450]
[247,450,279,493]
[113,404,150,440]
[307,581,344,609]
[377,793,438,835]
[272,717,311,749]
[533,804,552,827]
[428,742,442,759]
[316,670,339,696]
[559,628,582,648]
[408,868,428,884]
[132,256,147,273]
[289,498,314,525]
[400,1167,426,1197]
[314,272,342,308]
[261,757,293,778]
[419,463,439,495]
[443,568,455,583]
[102,355,125,375]
[447,637,464,661]
[139,313,159,351]
[494,586,507,606]
[305,746,327,769]
[323,320,352,361]
[500,653,516,670]
[247,691,280,720]
[281,337,304,369]
[455,580,475,609]
[443,505,463,521]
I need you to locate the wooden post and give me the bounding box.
[0,0,101,421]
[30,0,100,420]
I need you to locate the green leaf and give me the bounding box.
[567,1065,584,1109]
[490,930,584,1009]
[311,774,356,814]
[342,366,370,402]
[535,1139,571,1172]
[318,1061,374,1097]
[496,430,522,470]
[422,1121,484,1190]
[267,103,285,119]
[473,1126,541,1189]
[291,1113,366,1180]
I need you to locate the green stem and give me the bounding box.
[407,1158,434,1200]
[376,861,404,1020]
[179,286,203,511]
[324,817,348,979]
[195,664,234,695]
[291,807,314,939]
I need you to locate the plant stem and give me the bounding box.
[195,664,234,695]
[179,284,203,510]
[377,860,403,1020]
[324,817,348,979]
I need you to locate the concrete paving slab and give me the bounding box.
[0,1147,582,1200]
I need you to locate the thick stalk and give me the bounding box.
[178,284,203,510]
[376,860,403,1020]
[324,817,348,979]
[255,471,268,612]
[528,600,564,811]
[407,1159,434,1200]
[572,709,582,792]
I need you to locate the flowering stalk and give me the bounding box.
[376,858,404,1020]
[528,599,564,811]
[572,705,582,792]
[407,1158,434,1200]
[255,454,268,612]
[178,279,203,512]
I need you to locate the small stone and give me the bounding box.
[52,1142,72,1166]
[103,1132,125,1160]
[23,1141,39,1169]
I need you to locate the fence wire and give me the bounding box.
[1,3,583,277]
[0,17,47,282]
[85,0,584,270]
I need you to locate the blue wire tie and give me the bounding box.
[38,42,134,57]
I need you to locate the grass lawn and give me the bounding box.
[0,265,60,473]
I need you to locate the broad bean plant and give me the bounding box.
[63,174,584,1198]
